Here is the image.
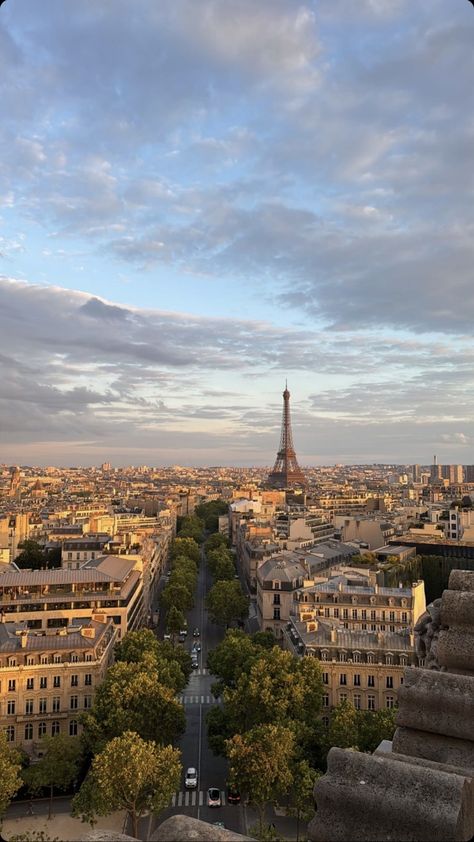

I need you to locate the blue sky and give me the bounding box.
[1,0,474,467]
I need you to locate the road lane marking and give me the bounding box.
[199,790,203,806]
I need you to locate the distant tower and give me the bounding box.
[268,383,305,489]
[9,466,21,497]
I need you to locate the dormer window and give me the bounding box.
[274,581,280,590]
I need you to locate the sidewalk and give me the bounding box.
[2,809,127,841]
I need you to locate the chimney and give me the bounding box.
[330,628,337,643]
[20,630,28,648]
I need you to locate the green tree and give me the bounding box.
[205,532,230,551]
[14,540,46,570]
[177,515,204,543]
[0,731,22,821]
[114,628,158,664]
[160,580,194,613]
[166,604,186,642]
[213,556,235,581]
[72,731,181,839]
[23,735,81,819]
[170,537,200,564]
[206,580,249,628]
[227,724,295,835]
[157,640,192,685]
[81,662,185,753]
[195,499,228,532]
[226,647,323,736]
[286,759,319,842]
[357,707,397,754]
[207,629,266,695]
[326,699,359,751]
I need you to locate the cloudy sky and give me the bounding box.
[1,0,473,467]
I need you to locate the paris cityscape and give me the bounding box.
[1,1,474,842]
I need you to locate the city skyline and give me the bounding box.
[1,1,474,467]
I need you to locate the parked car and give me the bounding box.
[185,767,198,789]
[163,633,171,641]
[180,628,188,637]
[207,787,221,807]
[192,641,201,653]
[193,627,200,637]
[191,656,199,669]
[227,786,241,804]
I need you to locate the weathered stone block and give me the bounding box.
[438,628,474,672]
[449,570,474,592]
[151,815,255,841]
[392,726,474,770]
[309,747,474,842]
[396,668,474,741]
[441,590,474,630]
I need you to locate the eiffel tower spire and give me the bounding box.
[268,384,305,489]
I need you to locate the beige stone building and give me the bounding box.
[283,613,419,718]
[256,555,307,639]
[0,615,116,752]
[0,555,145,640]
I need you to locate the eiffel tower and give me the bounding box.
[268,383,306,489]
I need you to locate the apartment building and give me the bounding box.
[0,513,31,563]
[295,576,426,634]
[0,614,116,752]
[256,555,307,639]
[61,536,112,568]
[0,555,145,639]
[283,614,418,716]
[334,515,398,549]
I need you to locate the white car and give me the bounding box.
[207,787,221,807]
[185,767,198,789]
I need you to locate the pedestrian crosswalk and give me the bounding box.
[190,668,209,675]
[178,694,221,705]
[170,790,226,808]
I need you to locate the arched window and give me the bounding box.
[69,720,78,737]
[24,723,33,741]
[51,721,60,737]
[38,721,47,738]
[320,650,328,661]
[353,651,361,663]
[367,652,375,664]
[5,725,15,742]
[386,653,394,665]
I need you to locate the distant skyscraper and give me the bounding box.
[412,464,421,482]
[268,383,305,489]
[430,455,442,483]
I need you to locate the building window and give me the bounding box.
[367,653,375,665]
[402,612,408,623]
[339,674,347,686]
[342,609,348,620]
[69,720,78,737]
[24,723,33,741]
[38,722,47,738]
[25,699,33,715]
[274,581,280,590]
[370,610,376,621]
[5,725,15,742]
[53,676,61,688]
[26,656,35,666]
[273,594,281,605]
[84,674,92,686]
[70,654,79,663]
[8,679,16,692]
[7,701,16,715]
[40,677,47,689]
[51,721,60,737]
[71,675,78,687]
[386,676,394,689]
[389,611,395,622]
[322,694,329,708]
[53,654,62,664]
[361,609,367,620]
[84,695,92,709]
[386,696,395,709]
[333,607,339,618]
[322,716,329,727]
[273,607,281,620]
[39,698,47,714]
[354,694,361,710]
[352,609,358,620]
[386,654,393,666]
[400,656,407,667]
[368,675,375,687]
[339,652,347,662]
[322,672,329,685]
[85,654,93,662]
[368,695,376,711]
[52,697,60,713]
[353,674,361,687]
[26,678,34,691]
[70,696,78,710]
[353,652,361,663]
[320,651,328,661]
[40,655,49,665]
[339,692,347,703]
[324,607,330,618]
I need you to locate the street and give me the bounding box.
[140,548,248,839]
